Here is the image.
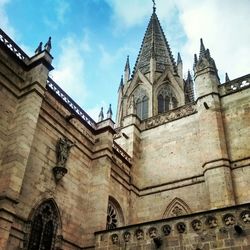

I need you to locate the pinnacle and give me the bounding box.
[177,52,182,64]
[199,38,206,59]
[119,75,124,89]
[107,104,113,119]
[225,73,230,82]
[98,107,104,122]
[125,55,130,72]
[132,10,177,77]
[187,70,192,80]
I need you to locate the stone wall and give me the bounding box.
[0,34,132,249]
[95,203,250,250]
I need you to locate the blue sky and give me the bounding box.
[1,0,250,121]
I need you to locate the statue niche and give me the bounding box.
[53,137,74,182]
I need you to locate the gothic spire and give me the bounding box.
[132,8,177,78]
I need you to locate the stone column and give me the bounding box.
[0,50,53,248]
[195,65,235,209]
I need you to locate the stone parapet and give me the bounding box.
[219,74,250,96]
[95,203,250,249]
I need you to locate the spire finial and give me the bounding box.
[119,75,124,90]
[152,0,156,12]
[44,36,52,53]
[225,73,230,82]
[187,70,192,80]
[107,104,113,119]
[35,42,43,54]
[199,38,206,59]
[98,107,104,122]
[125,55,130,71]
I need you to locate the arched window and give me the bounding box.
[106,197,124,230]
[136,95,148,120]
[157,85,178,114]
[157,93,170,113]
[28,200,59,250]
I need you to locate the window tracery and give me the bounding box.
[131,87,149,120]
[27,200,59,250]
[106,198,124,230]
[106,202,118,229]
[157,84,178,113]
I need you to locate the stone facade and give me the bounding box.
[0,6,250,250]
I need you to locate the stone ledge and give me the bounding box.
[95,203,250,249]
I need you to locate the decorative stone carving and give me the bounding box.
[123,231,131,242]
[162,225,171,236]
[176,222,186,233]
[171,205,184,217]
[206,216,218,228]
[135,229,144,240]
[144,104,196,130]
[240,210,250,223]
[111,234,119,244]
[53,137,74,181]
[223,214,235,226]
[163,197,191,218]
[191,219,202,231]
[148,227,157,238]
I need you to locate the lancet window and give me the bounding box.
[157,85,178,113]
[136,95,149,120]
[27,200,59,250]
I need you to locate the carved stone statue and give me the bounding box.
[56,138,74,168]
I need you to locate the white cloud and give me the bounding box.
[86,101,109,122]
[105,0,151,27]
[106,0,250,81]
[50,32,91,106]
[177,0,250,80]
[56,0,70,24]
[0,0,15,37]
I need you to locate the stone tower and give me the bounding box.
[0,3,250,250]
[116,8,193,127]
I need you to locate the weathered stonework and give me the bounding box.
[0,5,250,249]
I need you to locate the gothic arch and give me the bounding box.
[26,199,62,250]
[154,70,185,107]
[106,196,125,230]
[156,84,178,113]
[162,198,191,218]
[128,86,149,120]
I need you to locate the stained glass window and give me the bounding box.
[28,200,58,250]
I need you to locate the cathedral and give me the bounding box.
[0,4,250,250]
